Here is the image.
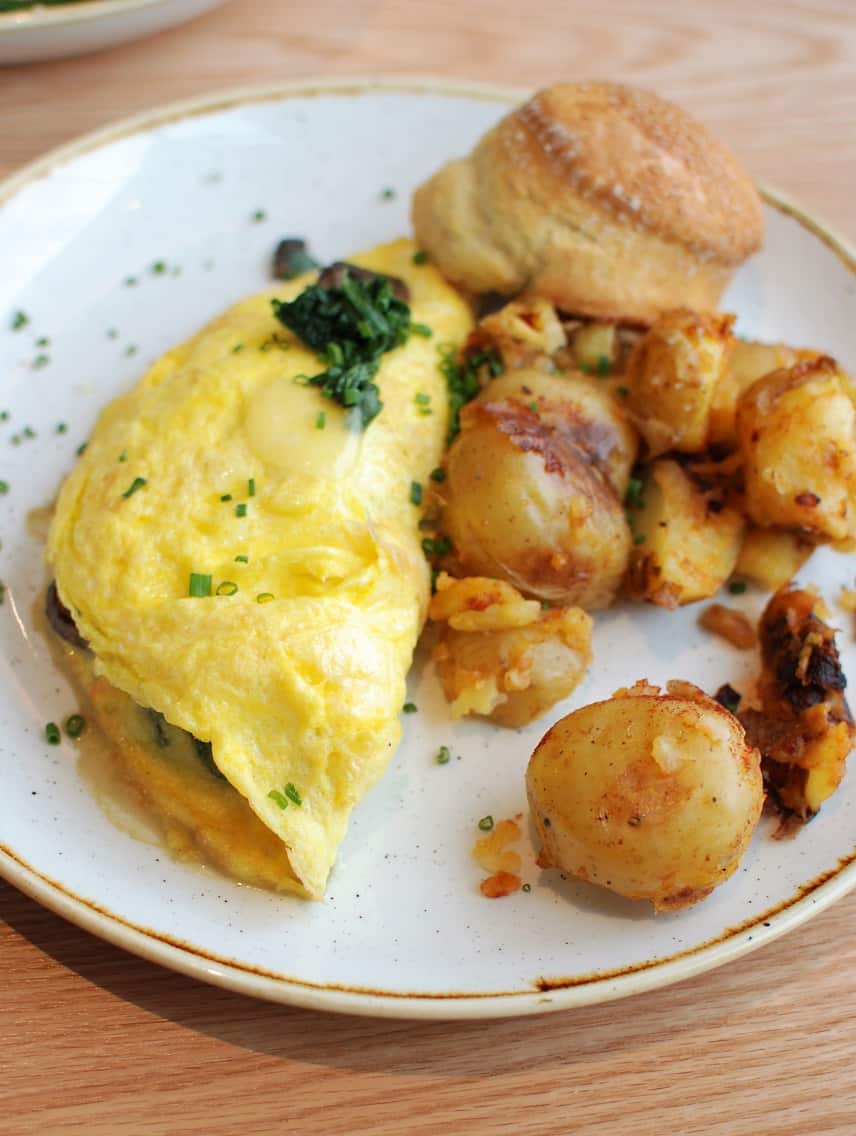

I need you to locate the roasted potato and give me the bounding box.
[737,357,856,542]
[708,340,818,450]
[527,681,764,911]
[441,370,637,609]
[429,573,592,728]
[734,526,814,591]
[626,460,744,608]
[740,585,855,820]
[468,297,566,371]
[571,322,618,374]
[625,309,735,456]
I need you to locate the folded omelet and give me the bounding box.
[48,239,472,898]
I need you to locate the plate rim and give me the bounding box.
[1,75,855,1021]
[0,0,217,34]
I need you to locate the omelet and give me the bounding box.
[47,239,473,898]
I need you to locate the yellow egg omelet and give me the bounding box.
[47,239,473,898]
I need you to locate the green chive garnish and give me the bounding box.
[256,592,274,604]
[315,410,326,429]
[616,385,629,398]
[216,581,238,596]
[634,532,647,545]
[729,580,747,595]
[251,209,267,223]
[45,722,61,745]
[189,573,212,597]
[625,477,644,509]
[248,478,256,497]
[121,477,147,499]
[402,702,418,713]
[414,392,431,406]
[232,344,244,354]
[284,782,302,806]
[118,452,128,462]
[478,815,494,832]
[235,503,247,517]
[76,442,88,457]
[220,493,232,502]
[429,467,446,483]
[11,310,29,331]
[410,480,423,506]
[0,480,8,495]
[268,789,289,809]
[409,322,432,337]
[380,187,396,200]
[412,250,429,265]
[435,745,451,765]
[36,336,50,348]
[151,261,167,275]
[64,714,86,739]
[597,355,611,376]
[235,554,249,563]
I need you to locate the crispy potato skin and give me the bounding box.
[625,309,735,457]
[428,573,592,727]
[527,683,764,911]
[741,586,855,819]
[626,460,744,607]
[737,357,856,542]
[441,370,637,609]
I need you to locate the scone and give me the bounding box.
[412,82,763,325]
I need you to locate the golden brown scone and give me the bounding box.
[412,82,764,325]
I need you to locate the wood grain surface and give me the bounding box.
[2,2,856,1134]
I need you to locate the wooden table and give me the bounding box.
[2,2,855,1133]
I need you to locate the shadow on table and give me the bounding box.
[1,877,839,1076]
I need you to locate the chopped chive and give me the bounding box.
[410,480,423,506]
[11,310,29,331]
[616,385,629,398]
[64,714,86,739]
[232,344,244,354]
[634,532,647,545]
[33,354,50,369]
[76,442,88,457]
[435,745,451,765]
[0,480,8,495]
[216,581,238,596]
[409,322,432,337]
[121,476,147,499]
[478,815,494,831]
[23,426,35,439]
[45,722,61,745]
[151,261,167,275]
[380,187,396,200]
[248,478,256,498]
[235,554,249,563]
[284,782,302,806]
[36,336,50,348]
[188,572,212,597]
[729,580,747,595]
[268,789,289,809]
[118,452,128,462]
[412,250,429,265]
[414,392,431,406]
[597,355,612,376]
[124,344,138,357]
[625,477,644,510]
[429,469,446,485]
[220,493,232,502]
[0,581,4,604]
[251,209,267,223]
[541,599,552,610]
[256,592,274,604]
[107,328,119,340]
[0,410,8,421]
[315,410,326,429]
[528,401,539,413]
[402,702,418,713]
[235,503,247,517]
[123,276,139,288]
[54,423,67,435]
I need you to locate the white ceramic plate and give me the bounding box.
[1,79,855,1020]
[0,0,229,64]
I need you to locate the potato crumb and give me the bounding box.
[698,603,757,649]
[473,816,524,896]
[480,871,522,898]
[839,586,856,613]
